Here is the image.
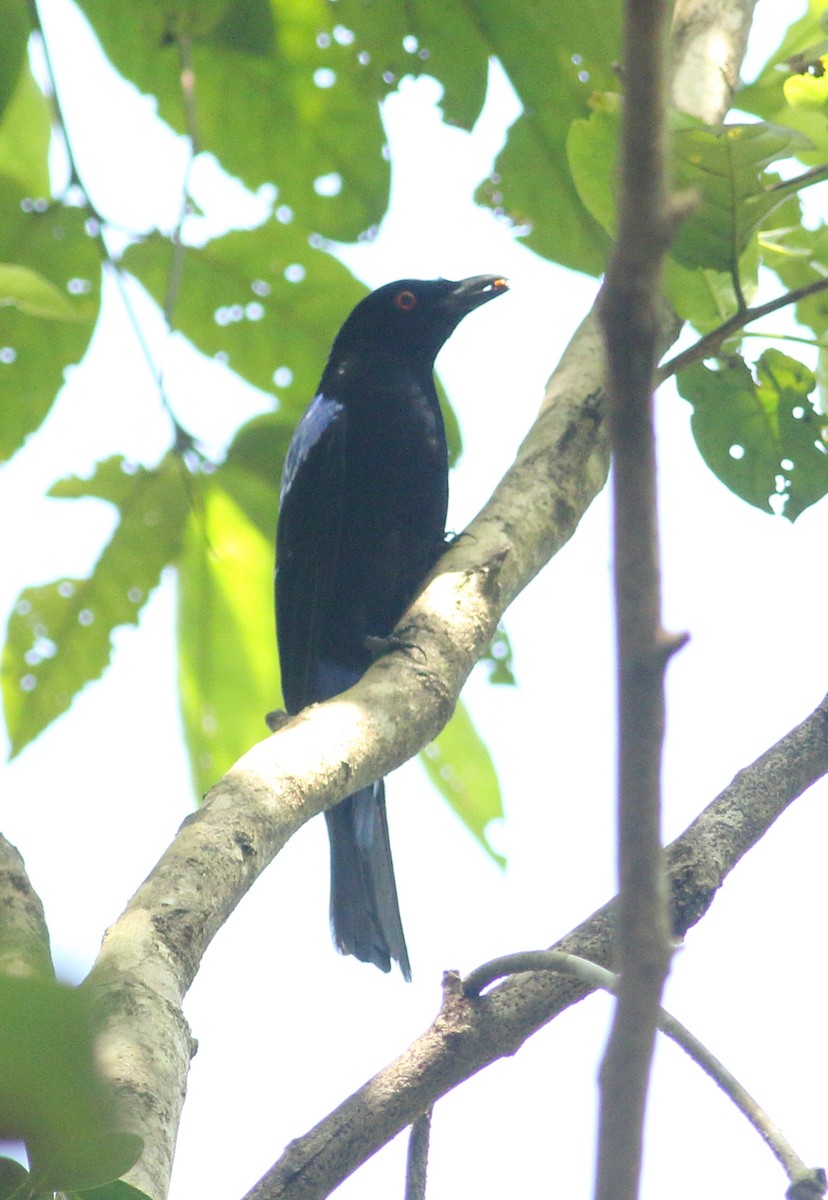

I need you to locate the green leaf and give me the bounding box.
[737,1,828,165]
[77,0,618,274]
[177,471,280,796]
[664,239,759,337]
[0,1157,29,1200]
[760,216,828,342]
[420,699,505,867]
[0,976,142,1192]
[122,228,366,415]
[678,350,828,520]
[569,99,811,283]
[0,263,94,321]
[476,0,620,275]
[670,120,813,273]
[77,1182,152,1200]
[0,0,29,123]
[223,410,293,523]
[0,183,101,462]
[75,0,392,241]
[2,455,190,755]
[0,62,51,196]
[566,91,620,237]
[322,0,490,132]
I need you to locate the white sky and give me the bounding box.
[1,1,826,1198]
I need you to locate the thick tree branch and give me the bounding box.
[0,835,54,980]
[243,691,828,1200]
[670,0,758,121]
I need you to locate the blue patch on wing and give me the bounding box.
[280,393,344,504]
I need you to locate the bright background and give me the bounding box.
[1,1,826,1197]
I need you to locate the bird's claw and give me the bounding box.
[365,627,427,664]
[265,708,290,732]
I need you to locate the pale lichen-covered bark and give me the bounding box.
[0,835,54,980]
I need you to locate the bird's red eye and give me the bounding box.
[395,290,417,311]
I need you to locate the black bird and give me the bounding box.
[275,275,508,979]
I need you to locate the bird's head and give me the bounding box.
[329,275,509,366]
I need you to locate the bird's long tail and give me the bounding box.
[325,780,411,980]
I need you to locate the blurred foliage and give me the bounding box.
[0,976,143,1192]
[421,699,506,867]
[3,455,190,754]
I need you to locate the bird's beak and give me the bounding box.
[448,275,510,313]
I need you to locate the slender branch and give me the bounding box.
[0,835,54,980]
[463,949,611,997]
[769,162,828,193]
[596,0,677,1196]
[241,691,828,1200]
[658,1009,823,1190]
[162,34,199,331]
[464,950,826,1196]
[657,275,828,381]
[404,1112,432,1200]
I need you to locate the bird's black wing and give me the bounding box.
[276,391,348,714]
[276,390,411,977]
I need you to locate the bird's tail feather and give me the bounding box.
[325,781,411,981]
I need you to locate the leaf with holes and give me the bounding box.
[2,455,189,755]
[0,182,100,462]
[0,263,95,320]
[122,228,366,415]
[678,350,828,519]
[76,0,391,241]
[420,699,505,867]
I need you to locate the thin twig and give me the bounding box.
[29,0,196,454]
[405,1112,432,1200]
[657,275,828,381]
[658,1009,821,1189]
[769,162,828,193]
[162,34,199,331]
[464,950,825,1195]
